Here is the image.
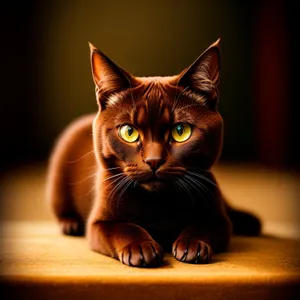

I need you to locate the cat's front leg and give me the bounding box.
[173,220,231,264]
[87,221,164,267]
[172,226,213,264]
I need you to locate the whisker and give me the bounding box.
[188,171,219,189]
[184,174,213,205]
[80,165,97,171]
[173,180,182,193]
[175,179,190,202]
[102,173,124,183]
[187,167,213,174]
[116,177,135,216]
[68,167,124,185]
[184,174,205,195]
[99,166,124,173]
[107,176,128,202]
[79,185,96,200]
[66,150,95,163]
[118,177,133,201]
[105,177,127,218]
[188,172,219,206]
[69,172,98,185]
[105,174,126,190]
[111,176,132,214]
[177,177,195,209]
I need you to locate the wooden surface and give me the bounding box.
[0,163,300,299]
[1,222,300,300]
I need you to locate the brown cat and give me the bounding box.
[46,38,261,267]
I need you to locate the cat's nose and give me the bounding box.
[144,157,165,171]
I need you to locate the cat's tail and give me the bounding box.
[225,203,262,236]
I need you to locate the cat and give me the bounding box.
[46,38,261,267]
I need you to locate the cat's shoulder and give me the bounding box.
[51,113,96,153]
[59,113,96,138]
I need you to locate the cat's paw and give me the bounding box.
[119,240,164,268]
[173,238,212,264]
[59,217,85,236]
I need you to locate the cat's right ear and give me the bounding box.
[89,43,137,109]
[173,38,221,104]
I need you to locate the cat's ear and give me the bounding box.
[176,38,221,102]
[89,43,137,109]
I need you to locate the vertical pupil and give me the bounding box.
[177,125,183,136]
[127,126,133,136]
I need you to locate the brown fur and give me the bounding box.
[46,39,261,267]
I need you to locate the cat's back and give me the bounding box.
[47,114,97,221]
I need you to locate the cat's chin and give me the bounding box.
[139,179,169,192]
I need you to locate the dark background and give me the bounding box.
[1,0,298,172]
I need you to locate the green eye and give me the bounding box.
[171,123,192,142]
[119,125,139,143]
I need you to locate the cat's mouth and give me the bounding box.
[142,176,162,183]
[127,167,185,191]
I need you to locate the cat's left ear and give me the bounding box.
[89,42,138,110]
[176,38,221,102]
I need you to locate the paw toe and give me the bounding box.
[60,218,84,236]
[120,240,163,268]
[173,238,212,264]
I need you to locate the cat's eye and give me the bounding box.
[171,123,192,142]
[119,124,139,143]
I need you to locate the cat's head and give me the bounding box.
[89,39,223,191]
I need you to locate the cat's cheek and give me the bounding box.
[171,136,215,168]
[104,134,138,164]
[171,139,203,161]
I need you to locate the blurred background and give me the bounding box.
[0,0,298,172]
[0,0,299,238]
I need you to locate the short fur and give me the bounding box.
[47,39,261,267]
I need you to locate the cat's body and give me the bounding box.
[47,39,261,267]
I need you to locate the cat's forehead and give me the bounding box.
[107,77,177,107]
[134,99,171,129]
[107,79,175,127]
[134,80,173,128]
[107,77,205,128]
